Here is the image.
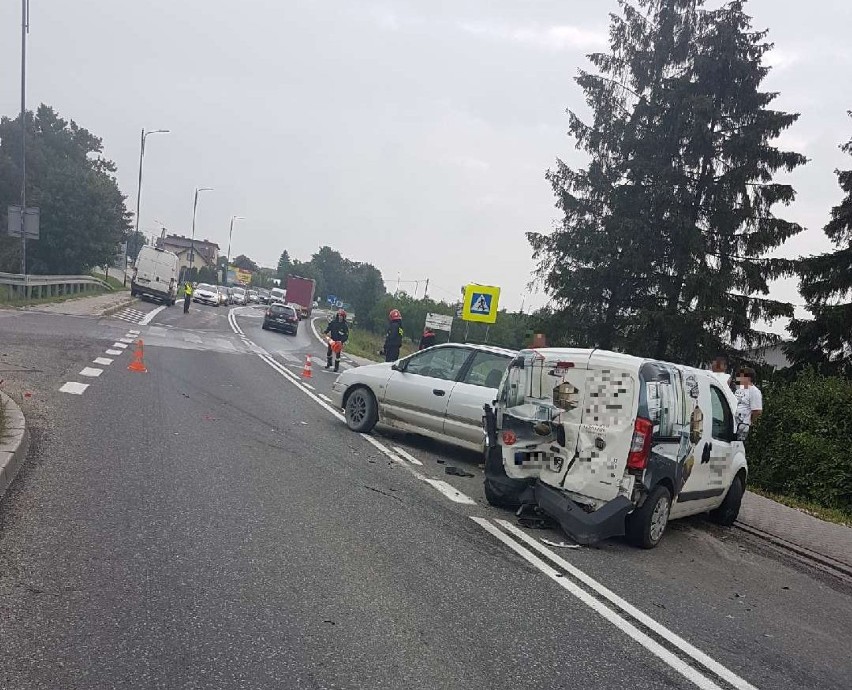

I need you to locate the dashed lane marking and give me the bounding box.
[59,382,89,395]
[105,349,123,356]
[112,343,128,350]
[93,357,113,366]
[318,393,332,402]
[392,446,424,466]
[79,367,103,378]
[422,479,476,504]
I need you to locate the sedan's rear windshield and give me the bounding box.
[232,288,245,294]
[271,305,296,316]
[197,284,214,291]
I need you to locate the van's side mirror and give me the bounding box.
[735,423,750,441]
[391,362,403,372]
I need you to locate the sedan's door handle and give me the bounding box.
[432,389,446,396]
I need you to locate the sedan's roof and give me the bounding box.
[428,342,516,357]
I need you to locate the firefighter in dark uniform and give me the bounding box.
[381,309,404,362]
[324,309,349,371]
[419,327,436,350]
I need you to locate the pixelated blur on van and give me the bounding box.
[483,348,749,548]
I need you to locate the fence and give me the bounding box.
[0,272,113,302]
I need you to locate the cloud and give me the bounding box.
[459,21,607,52]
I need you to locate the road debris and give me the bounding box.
[541,538,581,549]
[445,466,474,477]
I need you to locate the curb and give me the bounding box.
[99,296,137,317]
[0,390,30,501]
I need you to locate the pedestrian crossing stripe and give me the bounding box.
[461,284,500,324]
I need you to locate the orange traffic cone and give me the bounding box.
[128,339,148,373]
[302,354,313,379]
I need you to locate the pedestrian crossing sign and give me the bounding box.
[462,284,501,323]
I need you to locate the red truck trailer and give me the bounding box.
[285,275,316,319]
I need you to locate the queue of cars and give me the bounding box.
[330,343,748,549]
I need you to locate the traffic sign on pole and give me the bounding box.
[461,284,500,324]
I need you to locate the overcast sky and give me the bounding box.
[1,0,850,325]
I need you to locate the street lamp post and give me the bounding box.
[125,127,169,286]
[226,215,244,285]
[189,187,213,281]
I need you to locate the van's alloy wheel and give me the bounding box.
[626,485,671,549]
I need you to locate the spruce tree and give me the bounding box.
[788,113,852,375]
[529,0,806,364]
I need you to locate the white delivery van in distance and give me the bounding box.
[130,246,179,305]
[483,348,748,548]
[269,287,286,304]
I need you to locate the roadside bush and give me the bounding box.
[746,369,852,512]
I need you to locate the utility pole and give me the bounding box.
[424,278,429,300]
[189,187,213,280]
[19,0,29,274]
[127,128,169,285]
[226,215,244,285]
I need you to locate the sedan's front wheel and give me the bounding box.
[345,387,378,433]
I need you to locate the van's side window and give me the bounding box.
[710,387,733,441]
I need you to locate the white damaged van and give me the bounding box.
[483,348,748,548]
[130,246,179,305]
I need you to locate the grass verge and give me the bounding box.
[749,486,852,528]
[337,326,416,362]
[91,272,130,291]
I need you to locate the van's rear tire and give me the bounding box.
[709,475,744,526]
[626,485,671,549]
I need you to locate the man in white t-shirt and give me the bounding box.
[735,367,763,427]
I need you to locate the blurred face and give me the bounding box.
[738,371,752,387]
[712,358,727,372]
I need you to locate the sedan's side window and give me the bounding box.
[710,386,733,441]
[405,348,470,381]
[462,352,510,388]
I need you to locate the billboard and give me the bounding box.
[228,265,253,286]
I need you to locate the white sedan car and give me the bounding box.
[330,343,516,451]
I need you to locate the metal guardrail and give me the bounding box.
[0,272,113,301]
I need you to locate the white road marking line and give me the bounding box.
[422,479,476,504]
[237,311,482,508]
[318,393,332,402]
[138,305,166,326]
[392,446,424,466]
[473,518,725,690]
[494,519,758,690]
[93,357,113,366]
[119,338,135,344]
[59,382,89,395]
[310,316,327,346]
[360,434,407,466]
[257,354,345,422]
[127,330,141,335]
[302,382,315,390]
[105,349,123,356]
[112,343,128,349]
[79,367,103,378]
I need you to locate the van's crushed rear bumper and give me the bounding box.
[534,482,633,545]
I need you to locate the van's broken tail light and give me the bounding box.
[626,417,653,470]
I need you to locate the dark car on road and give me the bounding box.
[262,303,299,335]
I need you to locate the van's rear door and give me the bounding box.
[546,352,639,503]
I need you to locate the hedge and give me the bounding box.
[746,370,852,513]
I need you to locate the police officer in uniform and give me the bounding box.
[324,309,349,372]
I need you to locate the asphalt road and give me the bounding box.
[1,301,850,689]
